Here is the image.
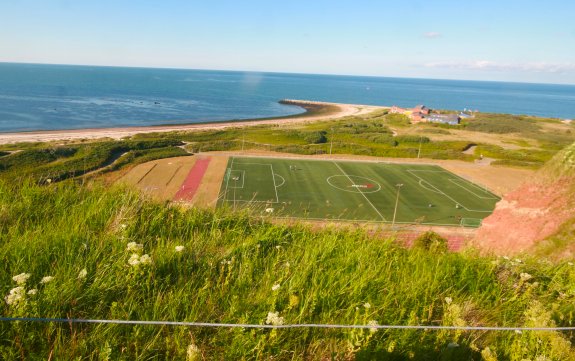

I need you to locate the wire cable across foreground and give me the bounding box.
[1,317,575,332]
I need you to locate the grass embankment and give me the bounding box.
[0,139,189,182]
[1,181,575,359]
[1,110,573,176]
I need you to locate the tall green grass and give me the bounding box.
[1,181,575,359]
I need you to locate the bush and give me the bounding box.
[303,131,328,144]
[395,135,430,144]
[412,231,449,253]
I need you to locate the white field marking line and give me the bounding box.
[274,174,286,188]
[410,168,500,199]
[448,175,499,199]
[332,161,386,221]
[406,169,447,173]
[223,157,235,201]
[326,175,382,194]
[270,164,279,203]
[227,170,245,189]
[223,159,279,204]
[407,170,492,213]
[460,218,483,226]
[4,317,575,331]
[228,161,278,199]
[418,179,442,194]
[232,162,275,166]
[273,216,471,227]
[448,179,498,200]
[214,153,442,167]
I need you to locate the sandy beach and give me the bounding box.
[0,100,387,145]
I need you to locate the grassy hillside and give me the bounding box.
[1,180,575,359]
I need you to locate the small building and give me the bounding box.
[413,105,430,115]
[411,111,425,123]
[425,114,460,125]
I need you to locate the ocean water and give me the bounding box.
[0,62,574,132]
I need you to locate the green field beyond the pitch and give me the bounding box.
[217,157,500,227]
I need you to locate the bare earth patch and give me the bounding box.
[474,177,575,255]
[119,156,198,201]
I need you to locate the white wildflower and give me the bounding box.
[126,242,143,252]
[12,273,31,285]
[78,268,88,280]
[27,289,38,295]
[40,276,54,284]
[502,256,510,260]
[363,302,371,309]
[265,311,284,326]
[568,262,574,266]
[272,283,281,291]
[444,297,453,305]
[520,272,532,282]
[175,245,185,252]
[120,224,127,229]
[5,286,26,305]
[128,253,141,266]
[514,259,522,263]
[186,343,200,360]
[367,320,379,333]
[139,254,152,265]
[275,245,281,250]
[447,342,459,348]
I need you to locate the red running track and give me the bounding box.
[173,157,212,202]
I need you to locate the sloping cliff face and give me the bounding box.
[475,143,575,255]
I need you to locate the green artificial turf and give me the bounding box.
[217,157,500,227]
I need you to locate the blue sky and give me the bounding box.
[1,0,574,84]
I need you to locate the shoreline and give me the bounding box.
[0,100,387,144]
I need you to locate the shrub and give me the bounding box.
[303,131,328,144]
[395,135,430,144]
[412,231,448,253]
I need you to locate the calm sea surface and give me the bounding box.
[0,63,574,132]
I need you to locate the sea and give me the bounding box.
[0,62,574,132]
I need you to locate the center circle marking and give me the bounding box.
[326,175,382,193]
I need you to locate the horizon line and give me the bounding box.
[2,61,574,87]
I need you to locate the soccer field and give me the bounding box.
[217,157,500,227]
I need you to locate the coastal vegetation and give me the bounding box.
[0,139,188,182]
[1,108,573,180]
[2,180,575,359]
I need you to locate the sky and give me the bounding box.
[1,0,574,84]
